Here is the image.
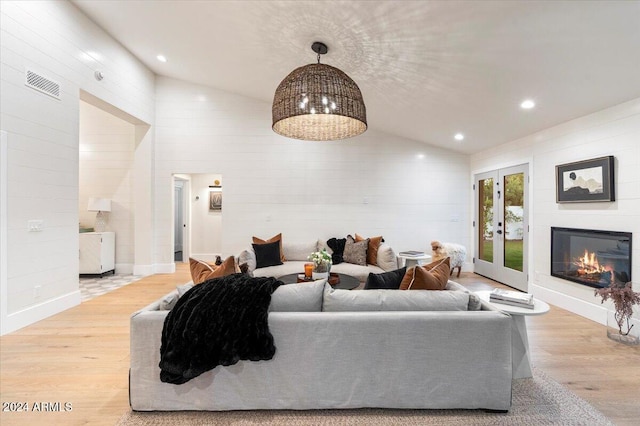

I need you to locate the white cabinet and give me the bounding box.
[79,232,115,275]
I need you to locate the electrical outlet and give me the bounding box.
[28,220,44,232]
[34,285,42,298]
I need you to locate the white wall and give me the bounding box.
[79,100,135,273]
[154,77,471,269]
[471,98,640,333]
[189,173,223,261]
[0,0,155,334]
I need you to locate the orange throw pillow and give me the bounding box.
[355,233,383,266]
[252,233,285,262]
[189,256,237,284]
[399,257,450,290]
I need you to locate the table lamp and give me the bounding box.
[88,197,111,232]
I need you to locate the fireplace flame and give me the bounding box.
[573,249,613,283]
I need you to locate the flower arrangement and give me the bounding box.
[595,281,640,345]
[308,249,332,273]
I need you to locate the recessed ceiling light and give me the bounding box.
[454,133,464,141]
[520,99,535,109]
[156,55,168,63]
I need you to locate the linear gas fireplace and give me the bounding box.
[551,227,632,288]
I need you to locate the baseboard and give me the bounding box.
[115,263,134,275]
[1,290,81,336]
[133,264,154,276]
[531,283,606,325]
[532,284,640,338]
[133,263,176,276]
[153,263,176,274]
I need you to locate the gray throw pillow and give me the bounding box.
[343,235,368,266]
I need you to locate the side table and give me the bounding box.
[476,290,550,379]
[398,253,432,268]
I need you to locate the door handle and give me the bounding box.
[496,230,503,235]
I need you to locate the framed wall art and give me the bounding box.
[555,156,615,203]
[209,186,222,211]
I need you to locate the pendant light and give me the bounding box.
[272,42,367,141]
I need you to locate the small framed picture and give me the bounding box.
[555,156,615,203]
[209,187,222,211]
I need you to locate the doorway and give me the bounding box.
[474,164,529,291]
[173,177,189,262]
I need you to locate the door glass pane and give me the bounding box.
[479,178,493,263]
[503,173,524,271]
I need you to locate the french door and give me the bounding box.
[474,164,529,291]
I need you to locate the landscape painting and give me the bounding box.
[556,156,615,203]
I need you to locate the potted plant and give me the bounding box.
[595,281,640,345]
[308,249,332,280]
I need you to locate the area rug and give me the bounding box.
[117,369,613,425]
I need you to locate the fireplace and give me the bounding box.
[551,227,632,288]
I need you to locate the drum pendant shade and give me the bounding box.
[272,43,367,141]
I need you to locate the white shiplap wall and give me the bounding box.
[154,77,471,269]
[79,101,136,273]
[471,98,640,333]
[0,1,155,334]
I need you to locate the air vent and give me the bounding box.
[25,69,60,99]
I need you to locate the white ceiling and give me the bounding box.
[73,0,640,154]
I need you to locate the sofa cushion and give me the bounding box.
[446,280,482,311]
[253,233,285,261]
[159,283,195,311]
[343,235,368,266]
[282,241,318,262]
[364,266,406,290]
[330,262,384,283]
[253,240,283,268]
[400,257,450,290]
[270,279,326,312]
[189,256,237,284]
[355,233,383,266]
[326,237,346,264]
[323,283,470,312]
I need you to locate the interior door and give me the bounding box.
[174,181,184,255]
[474,164,529,291]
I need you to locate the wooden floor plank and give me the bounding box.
[1,265,638,425]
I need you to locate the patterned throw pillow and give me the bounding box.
[343,235,368,266]
[355,233,384,266]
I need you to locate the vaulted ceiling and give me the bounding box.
[73,0,640,154]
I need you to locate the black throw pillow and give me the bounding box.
[326,237,346,264]
[364,267,407,290]
[253,240,283,269]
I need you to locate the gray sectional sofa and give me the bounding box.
[129,279,513,411]
[238,239,399,283]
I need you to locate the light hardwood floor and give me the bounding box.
[1,265,638,426]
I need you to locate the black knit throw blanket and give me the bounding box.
[159,274,282,384]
